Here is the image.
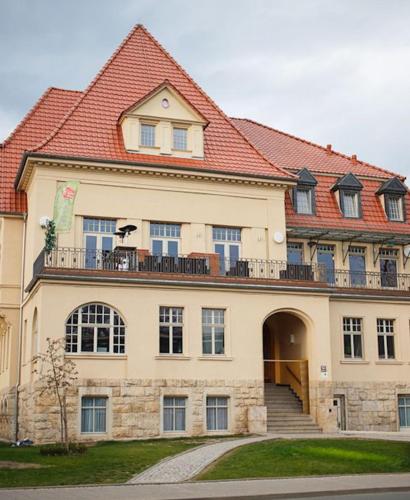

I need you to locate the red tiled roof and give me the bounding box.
[31,25,292,181]
[233,117,410,235]
[232,117,401,179]
[0,88,82,212]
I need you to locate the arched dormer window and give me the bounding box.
[331,173,363,219]
[376,177,407,222]
[65,303,125,355]
[293,168,317,215]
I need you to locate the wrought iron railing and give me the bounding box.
[33,247,410,291]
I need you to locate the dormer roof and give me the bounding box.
[376,176,408,195]
[296,168,317,187]
[331,172,363,192]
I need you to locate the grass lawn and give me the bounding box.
[198,439,410,480]
[0,437,211,488]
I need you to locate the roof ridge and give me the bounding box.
[232,117,403,180]
[138,26,295,179]
[31,24,144,153]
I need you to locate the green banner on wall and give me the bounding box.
[53,181,79,232]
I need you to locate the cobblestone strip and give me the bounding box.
[128,435,275,484]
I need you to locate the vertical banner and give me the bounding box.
[53,181,79,232]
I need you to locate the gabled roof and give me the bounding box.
[0,87,82,212]
[297,168,317,186]
[331,172,363,192]
[231,117,402,180]
[28,25,292,182]
[120,79,208,125]
[376,176,408,195]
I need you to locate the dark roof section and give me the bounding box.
[376,176,408,195]
[331,172,363,192]
[297,168,317,186]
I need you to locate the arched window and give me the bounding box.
[65,303,125,354]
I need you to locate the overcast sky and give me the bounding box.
[1,0,410,177]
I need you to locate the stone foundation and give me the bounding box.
[18,378,264,444]
[0,386,16,441]
[310,380,410,432]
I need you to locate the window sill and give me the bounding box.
[197,356,233,361]
[375,360,403,365]
[155,355,191,360]
[340,360,370,365]
[65,354,127,360]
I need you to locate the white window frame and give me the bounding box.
[295,188,313,214]
[202,309,225,355]
[140,123,156,147]
[206,396,229,432]
[65,303,126,355]
[163,396,187,433]
[342,317,363,359]
[80,396,107,434]
[398,395,410,429]
[150,223,181,256]
[212,226,241,273]
[159,306,184,355]
[172,127,188,151]
[386,195,404,221]
[83,218,116,266]
[341,191,359,218]
[377,318,395,359]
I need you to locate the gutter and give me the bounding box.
[15,212,27,441]
[14,152,296,190]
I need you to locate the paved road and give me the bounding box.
[1,474,410,500]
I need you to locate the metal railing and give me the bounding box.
[33,247,410,292]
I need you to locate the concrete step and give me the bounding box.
[267,428,322,434]
[267,416,315,422]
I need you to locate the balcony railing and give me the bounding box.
[32,247,410,292]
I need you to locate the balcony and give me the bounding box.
[30,247,410,294]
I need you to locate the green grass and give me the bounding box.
[0,437,210,488]
[198,439,410,480]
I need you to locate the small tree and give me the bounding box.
[44,220,56,254]
[32,337,78,450]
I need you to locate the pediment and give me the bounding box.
[122,82,208,125]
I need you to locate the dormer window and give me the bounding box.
[376,177,407,222]
[293,168,317,215]
[331,173,363,219]
[140,124,156,147]
[386,195,404,221]
[173,127,188,150]
[341,191,359,218]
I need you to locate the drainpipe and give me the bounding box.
[14,212,27,441]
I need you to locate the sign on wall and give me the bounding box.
[53,181,79,232]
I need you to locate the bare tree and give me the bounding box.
[32,337,78,449]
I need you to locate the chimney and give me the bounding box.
[326,144,332,153]
[352,154,357,163]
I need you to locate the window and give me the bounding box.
[213,227,241,274]
[140,124,156,147]
[295,188,313,214]
[380,249,398,288]
[163,396,186,432]
[386,195,404,221]
[159,307,183,354]
[65,303,125,354]
[317,244,335,284]
[202,309,225,355]
[348,247,366,287]
[83,218,116,269]
[150,223,181,257]
[287,242,303,265]
[81,397,107,433]
[398,396,410,429]
[206,396,228,431]
[173,127,188,150]
[377,319,395,359]
[343,317,363,359]
[341,191,360,218]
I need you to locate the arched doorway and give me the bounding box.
[263,310,310,413]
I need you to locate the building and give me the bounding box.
[0,25,409,443]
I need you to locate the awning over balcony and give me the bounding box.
[287,226,410,246]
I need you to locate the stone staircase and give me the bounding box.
[265,383,322,434]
